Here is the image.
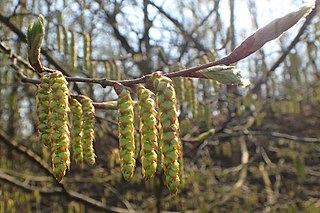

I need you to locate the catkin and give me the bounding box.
[77,95,96,165]
[136,84,158,179]
[189,79,198,118]
[71,31,77,69]
[170,63,184,103]
[113,60,120,81]
[115,85,136,181]
[151,71,182,193]
[57,25,62,53]
[83,32,90,70]
[70,98,83,164]
[49,71,71,181]
[36,74,52,147]
[104,61,110,79]
[63,27,69,56]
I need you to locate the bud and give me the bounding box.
[27,15,44,71]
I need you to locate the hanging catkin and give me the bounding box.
[104,61,110,79]
[63,27,69,56]
[49,71,71,181]
[77,95,96,165]
[56,11,63,53]
[70,98,83,164]
[136,84,158,179]
[83,32,90,70]
[71,31,77,69]
[170,63,185,103]
[115,84,136,181]
[113,60,120,81]
[36,74,52,147]
[57,25,63,53]
[151,71,182,193]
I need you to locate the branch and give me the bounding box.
[2,3,315,90]
[0,129,131,213]
[0,128,56,179]
[0,169,62,195]
[252,0,320,93]
[0,41,34,71]
[98,0,153,75]
[0,12,83,94]
[182,130,320,144]
[243,131,320,143]
[149,1,208,52]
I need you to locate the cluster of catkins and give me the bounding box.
[36,71,96,181]
[115,71,183,193]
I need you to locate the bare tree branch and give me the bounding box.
[149,1,208,52]
[0,128,131,213]
[252,0,320,93]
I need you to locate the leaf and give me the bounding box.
[27,15,44,60]
[199,66,250,86]
[221,3,314,65]
[27,15,45,70]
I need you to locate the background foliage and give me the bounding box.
[0,0,320,212]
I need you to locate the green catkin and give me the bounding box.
[151,71,182,193]
[189,79,198,118]
[104,61,110,79]
[77,95,96,165]
[136,84,158,179]
[71,31,77,69]
[36,74,52,147]
[184,78,191,111]
[171,63,184,103]
[185,78,198,118]
[57,25,63,53]
[156,95,163,174]
[49,71,71,181]
[115,85,136,181]
[63,27,69,56]
[114,61,120,81]
[109,61,115,79]
[70,98,83,164]
[90,61,96,78]
[83,32,90,70]
[56,11,63,53]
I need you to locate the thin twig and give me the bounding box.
[182,130,320,144]
[0,128,131,213]
[252,0,320,93]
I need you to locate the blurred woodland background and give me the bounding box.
[0,0,320,212]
